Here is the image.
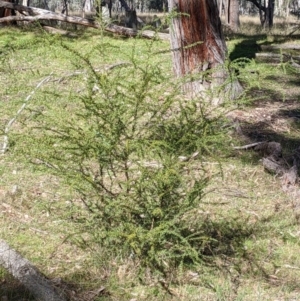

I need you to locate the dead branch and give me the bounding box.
[0,1,170,40]
[233,141,266,150]
[0,239,67,301]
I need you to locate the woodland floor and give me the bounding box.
[1,16,300,301]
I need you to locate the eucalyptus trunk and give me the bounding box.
[168,0,242,103]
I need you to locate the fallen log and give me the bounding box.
[0,239,67,301]
[0,0,170,41]
[260,44,300,51]
[255,52,300,64]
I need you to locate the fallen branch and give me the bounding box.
[0,240,67,301]
[233,141,266,150]
[255,52,300,64]
[260,43,300,51]
[0,1,170,40]
[1,74,52,155]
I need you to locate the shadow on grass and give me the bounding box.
[194,212,300,290]
[231,49,300,161]
[229,36,262,61]
[229,31,300,61]
[234,105,300,164]
[199,216,256,258]
[0,278,34,301]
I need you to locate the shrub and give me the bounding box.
[20,34,229,281]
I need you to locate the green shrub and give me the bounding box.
[19,34,229,281]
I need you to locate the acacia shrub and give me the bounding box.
[23,37,230,280]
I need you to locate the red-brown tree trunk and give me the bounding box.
[168,0,241,103]
[0,0,16,24]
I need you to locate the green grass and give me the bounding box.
[1,18,300,300]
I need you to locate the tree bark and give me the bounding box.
[0,240,67,301]
[246,0,274,28]
[218,0,223,17]
[265,0,275,28]
[228,0,240,32]
[168,0,242,103]
[0,0,16,24]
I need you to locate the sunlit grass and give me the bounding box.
[0,21,300,300]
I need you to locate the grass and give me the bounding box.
[1,15,300,300]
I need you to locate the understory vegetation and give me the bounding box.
[1,16,300,300]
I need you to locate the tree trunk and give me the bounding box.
[228,0,240,32]
[61,0,68,15]
[0,0,16,24]
[224,0,229,23]
[108,0,112,18]
[125,9,137,29]
[248,0,274,28]
[218,0,223,17]
[83,0,91,12]
[267,0,275,28]
[0,240,67,301]
[168,0,242,103]
[261,0,275,28]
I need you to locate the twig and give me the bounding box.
[233,141,266,150]
[1,74,52,155]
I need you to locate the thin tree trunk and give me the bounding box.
[229,0,240,32]
[108,0,112,18]
[168,0,242,103]
[0,240,66,301]
[219,0,223,17]
[225,0,229,23]
[285,0,290,19]
[61,0,68,15]
[267,0,274,27]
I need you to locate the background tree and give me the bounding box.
[0,0,16,23]
[227,0,240,32]
[246,0,275,27]
[218,0,240,32]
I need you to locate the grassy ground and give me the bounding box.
[1,15,300,300]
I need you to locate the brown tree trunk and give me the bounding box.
[0,0,16,24]
[168,0,242,103]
